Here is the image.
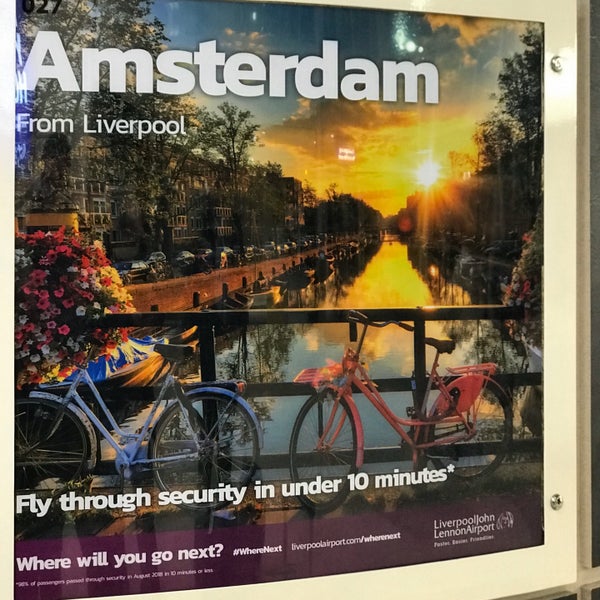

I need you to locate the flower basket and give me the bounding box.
[15,228,135,388]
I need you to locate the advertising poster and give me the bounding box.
[13,0,551,598]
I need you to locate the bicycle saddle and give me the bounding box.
[424,337,456,354]
[154,343,195,362]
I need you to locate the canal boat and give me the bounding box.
[43,327,200,389]
[304,253,335,284]
[247,271,280,308]
[209,290,254,310]
[271,264,315,292]
[205,291,255,336]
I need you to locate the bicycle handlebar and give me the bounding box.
[347,310,456,355]
[347,310,414,332]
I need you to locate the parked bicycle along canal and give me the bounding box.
[132,237,526,475]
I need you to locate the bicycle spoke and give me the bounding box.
[15,398,90,490]
[150,393,258,509]
[289,390,357,513]
[428,384,510,477]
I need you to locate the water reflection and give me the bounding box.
[331,242,435,308]
[215,240,518,384]
[218,323,296,383]
[211,238,524,457]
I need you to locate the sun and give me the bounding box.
[416,159,441,187]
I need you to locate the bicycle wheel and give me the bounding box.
[289,389,358,514]
[15,397,91,490]
[149,392,259,509]
[427,382,511,478]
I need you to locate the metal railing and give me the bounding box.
[104,303,535,399]
[100,304,539,469]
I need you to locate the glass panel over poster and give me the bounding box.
[9,0,576,599]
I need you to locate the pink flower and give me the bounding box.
[30,269,47,285]
[15,227,134,386]
[36,298,50,310]
[39,250,57,265]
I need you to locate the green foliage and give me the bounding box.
[198,102,260,195]
[304,193,382,235]
[245,162,287,241]
[473,25,543,228]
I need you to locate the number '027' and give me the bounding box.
[22,0,63,14]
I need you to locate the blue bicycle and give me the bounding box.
[15,344,261,509]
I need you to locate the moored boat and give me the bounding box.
[271,264,315,291]
[209,290,254,310]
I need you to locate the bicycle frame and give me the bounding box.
[295,323,499,470]
[30,366,197,476]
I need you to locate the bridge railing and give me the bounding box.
[102,304,539,468]
[103,304,535,403]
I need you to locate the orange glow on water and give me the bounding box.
[335,243,432,309]
[309,243,472,370]
[331,244,433,364]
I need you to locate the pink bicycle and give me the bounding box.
[290,310,512,513]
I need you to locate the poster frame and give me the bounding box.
[0,0,578,598]
[590,0,600,569]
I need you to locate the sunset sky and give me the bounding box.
[154,1,535,216]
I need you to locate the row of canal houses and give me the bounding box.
[15,134,305,260]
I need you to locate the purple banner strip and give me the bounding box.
[15,494,542,600]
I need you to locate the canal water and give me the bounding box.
[211,240,525,465]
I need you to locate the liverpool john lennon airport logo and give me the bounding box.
[432,511,515,548]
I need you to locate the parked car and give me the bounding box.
[297,238,310,251]
[145,251,172,279]
[243,245,257,262]
[146,251,167,264]
[215,246,237,268]
[115,260,157,284]
[252,245,266,261]
[194,251,213,274]
[174,250,196,275]
[196,248,214,263]
[262,241,278,258]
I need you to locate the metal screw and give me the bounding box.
[550,56,563,72]
[550,494,564,510]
